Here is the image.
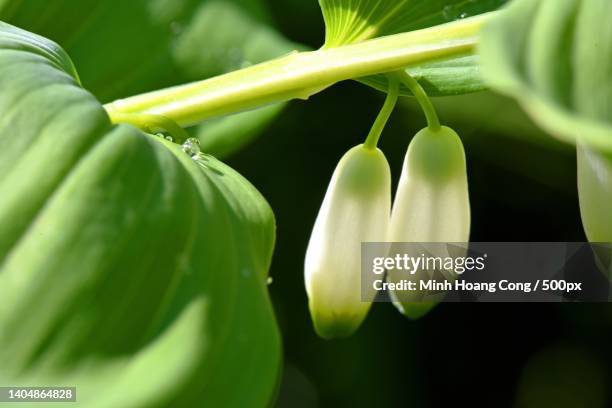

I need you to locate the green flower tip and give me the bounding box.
[309,305,365,340]
[305,144,391,340]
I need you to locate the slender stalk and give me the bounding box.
[364,76,400,150]
[105,13,493,128]
[394,71,441,130]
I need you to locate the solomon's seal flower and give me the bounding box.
[305,144,391,339]
[387,126,471,319]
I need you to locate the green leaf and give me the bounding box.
[319,0,507,46]
[358,55,486,97]
[0,0,300,157]
[479,0,612,152]
[0,22,280,407]
[318,0,507,96]
[577,145,612,243]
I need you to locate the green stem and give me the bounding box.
[109,111,191,144]
[104,13,493,128]
[364,76,400,150]
[394,71,440,130]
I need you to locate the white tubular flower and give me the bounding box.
[305,144,391,339]
[388,126,471,319]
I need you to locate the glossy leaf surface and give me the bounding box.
[479,0,612,244]
[0,22,280,407]
[480,0,612,151]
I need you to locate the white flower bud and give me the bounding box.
[305,144,391,339]
[388,126,471,318]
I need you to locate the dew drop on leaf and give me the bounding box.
[182,137,201,157]
[267,277,273,286]
[165,135,174,142]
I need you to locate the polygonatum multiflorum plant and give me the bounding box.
[0,0,610,405]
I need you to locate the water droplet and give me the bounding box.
[459,12,468,19]
[165,135,174,142]
[191,152,223,173]
[192,153,208,169]
[267,277,274,286]
[155,132,165,139]
[182,137,201,157]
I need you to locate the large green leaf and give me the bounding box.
[0,0,282,100]
[479,0,612,152]
[318,0,508,96]
[479,0,612,244]
[0,0,300,157]
[0,22,280,407]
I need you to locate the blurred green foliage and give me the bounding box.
[0,0,299,157]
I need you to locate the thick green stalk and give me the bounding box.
[104,13,493,128]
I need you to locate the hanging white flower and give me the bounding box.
[305,144,391,339]
[387,126,471,318]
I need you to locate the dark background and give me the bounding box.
[225,1,612,406]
